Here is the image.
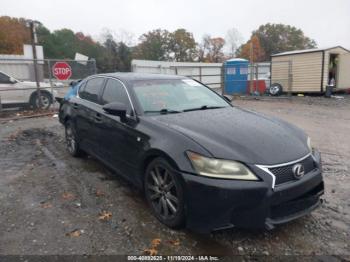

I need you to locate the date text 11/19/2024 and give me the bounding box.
[127,255,220,261]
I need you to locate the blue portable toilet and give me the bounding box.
[224,58,249,94]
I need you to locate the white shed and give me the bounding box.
[271,46,350,93]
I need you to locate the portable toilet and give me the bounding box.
[224,58,249,94]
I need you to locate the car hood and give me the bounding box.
[152,107,310,165]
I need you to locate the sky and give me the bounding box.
[1,0,350,49]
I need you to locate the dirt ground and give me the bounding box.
[0,96,349,259]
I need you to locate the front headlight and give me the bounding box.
[186,151,258,180]
[307,137,312,152]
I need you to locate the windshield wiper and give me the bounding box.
[183,105,225,112]
[144,109,182,114]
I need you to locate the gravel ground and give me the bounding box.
[0,96,349,259]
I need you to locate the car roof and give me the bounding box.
[97,72,187,83]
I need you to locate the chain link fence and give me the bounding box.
[132,59,293,97]
[0,58,96,113]
[0,58,293,118]
[223,61,292,96]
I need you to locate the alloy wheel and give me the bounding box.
[270,85,279,95]
[65,124,76,154]
[36,95,51,109]
[146,165,179,220]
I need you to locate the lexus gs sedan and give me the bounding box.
[58,73,324,233]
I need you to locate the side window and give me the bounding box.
[0,72,11,84]
[79,78,105,104]
[101,79,132,114]
[78,82,86,96]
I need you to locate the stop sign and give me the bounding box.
[52,62,72,80]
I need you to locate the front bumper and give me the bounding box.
[181,163,324,233]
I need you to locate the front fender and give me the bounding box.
[135,117,212,180]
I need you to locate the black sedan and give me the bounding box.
[58,73,324,233]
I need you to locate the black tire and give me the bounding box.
[65,120,84,157]
[30,92,52,110]
[269,83,283,96]
[144,157,185,228]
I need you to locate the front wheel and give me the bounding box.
[144,158,185,228]
[65,120,84,157]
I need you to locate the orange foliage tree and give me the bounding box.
[0,16,31,54]
[238,35,266,62]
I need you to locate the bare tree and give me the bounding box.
[197,34,211,62]
[197,35,225,62]
[100,28,135,46]
[225,27,243,58]
[209,37,225,62]
[115,29,135,46]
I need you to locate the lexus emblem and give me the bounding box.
[292,164,305,179]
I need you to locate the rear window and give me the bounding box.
[79,78,105,104]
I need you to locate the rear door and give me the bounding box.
[97,78,143,179]
[338,53,350,89]
[76,77,106,152]
[0,72,24,104]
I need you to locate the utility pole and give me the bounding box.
[249,41,254,94]
[29,21,41,109]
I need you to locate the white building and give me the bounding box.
[0,44,44,81]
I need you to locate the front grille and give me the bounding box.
[269,155,316,186]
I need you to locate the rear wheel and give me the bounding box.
[30,92,52,109]
[144,157,185,228]
[65,120,84,157]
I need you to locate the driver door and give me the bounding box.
[96,78,144,179]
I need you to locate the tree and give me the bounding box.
[99,32,131,72]
[252,23,317,60]
[225,27,243,58]
[168,29,197,62]
[36,24,57,58]
[100,28,135,47]
[197,35,211,62]
[133,28,198,62]
[44,29,77,59]
[0,16,133,73]
[99,32,118,72]
[198,36,226,62]
[209,37,226,62]
[0,16,31,54]
[237,35,266,62]
[133,29,171,61]
[115,41,131,71]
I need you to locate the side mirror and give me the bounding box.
[103,102,127,122]
[223,95,233,103]
[9,77,17,84]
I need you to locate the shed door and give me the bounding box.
[338,54,350,89]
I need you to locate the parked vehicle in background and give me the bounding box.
[0,70,61,109]
[58,73,324,233]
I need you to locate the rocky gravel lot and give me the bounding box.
[0,96,349,260]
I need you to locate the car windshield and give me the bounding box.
[131,79,230,114]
